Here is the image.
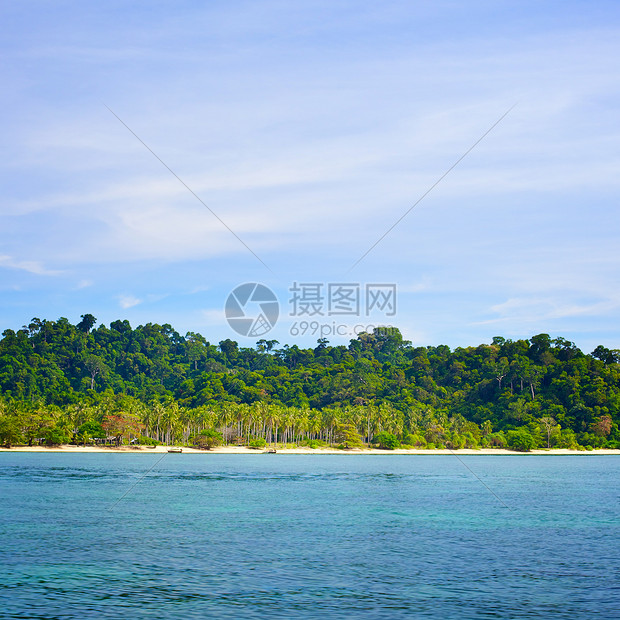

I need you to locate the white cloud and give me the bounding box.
[475,294,620,327]
[398,278,434,294]
[189,285,211,294]
[0,254,62,276]
[118,295,142,309]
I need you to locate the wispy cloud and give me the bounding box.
[0,254,62,276]
[475,294,620,327]
[118,295,142,309]
[200,309,226,323]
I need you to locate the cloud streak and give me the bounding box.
[118,295,142,309]
[0,254,62,276]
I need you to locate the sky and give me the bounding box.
[1,0,620,352]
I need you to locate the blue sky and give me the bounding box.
[1,0,620,351]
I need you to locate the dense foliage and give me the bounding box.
[0,315,618,450]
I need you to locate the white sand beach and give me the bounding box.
[1,445,619,455]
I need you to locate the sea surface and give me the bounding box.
[0,454,619,619]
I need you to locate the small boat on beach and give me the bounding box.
[263,448,277,454]
[167,447,183,453]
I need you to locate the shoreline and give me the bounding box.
[1,445,619,455]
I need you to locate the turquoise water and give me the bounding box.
[1,454,619,619]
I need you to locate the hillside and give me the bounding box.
[0,316,618,450]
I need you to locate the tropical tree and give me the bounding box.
[334,423,364,449]
[102,411,143,446]
[506,428,537,452]
[0,415,23,447]
[83,354,108,390]
[539,416,559,448]
[191,429,223,450]
[374,431,400,450]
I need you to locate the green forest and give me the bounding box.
[0,314,618,451]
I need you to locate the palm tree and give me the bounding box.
[308,409,322,441]
[322,408,337,445]
[161,401,180,445]
[218,404,237,443]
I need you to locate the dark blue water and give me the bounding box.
[0,454,619,619]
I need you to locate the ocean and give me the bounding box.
[1,454,618,619]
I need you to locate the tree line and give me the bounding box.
[0,315,618,450]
